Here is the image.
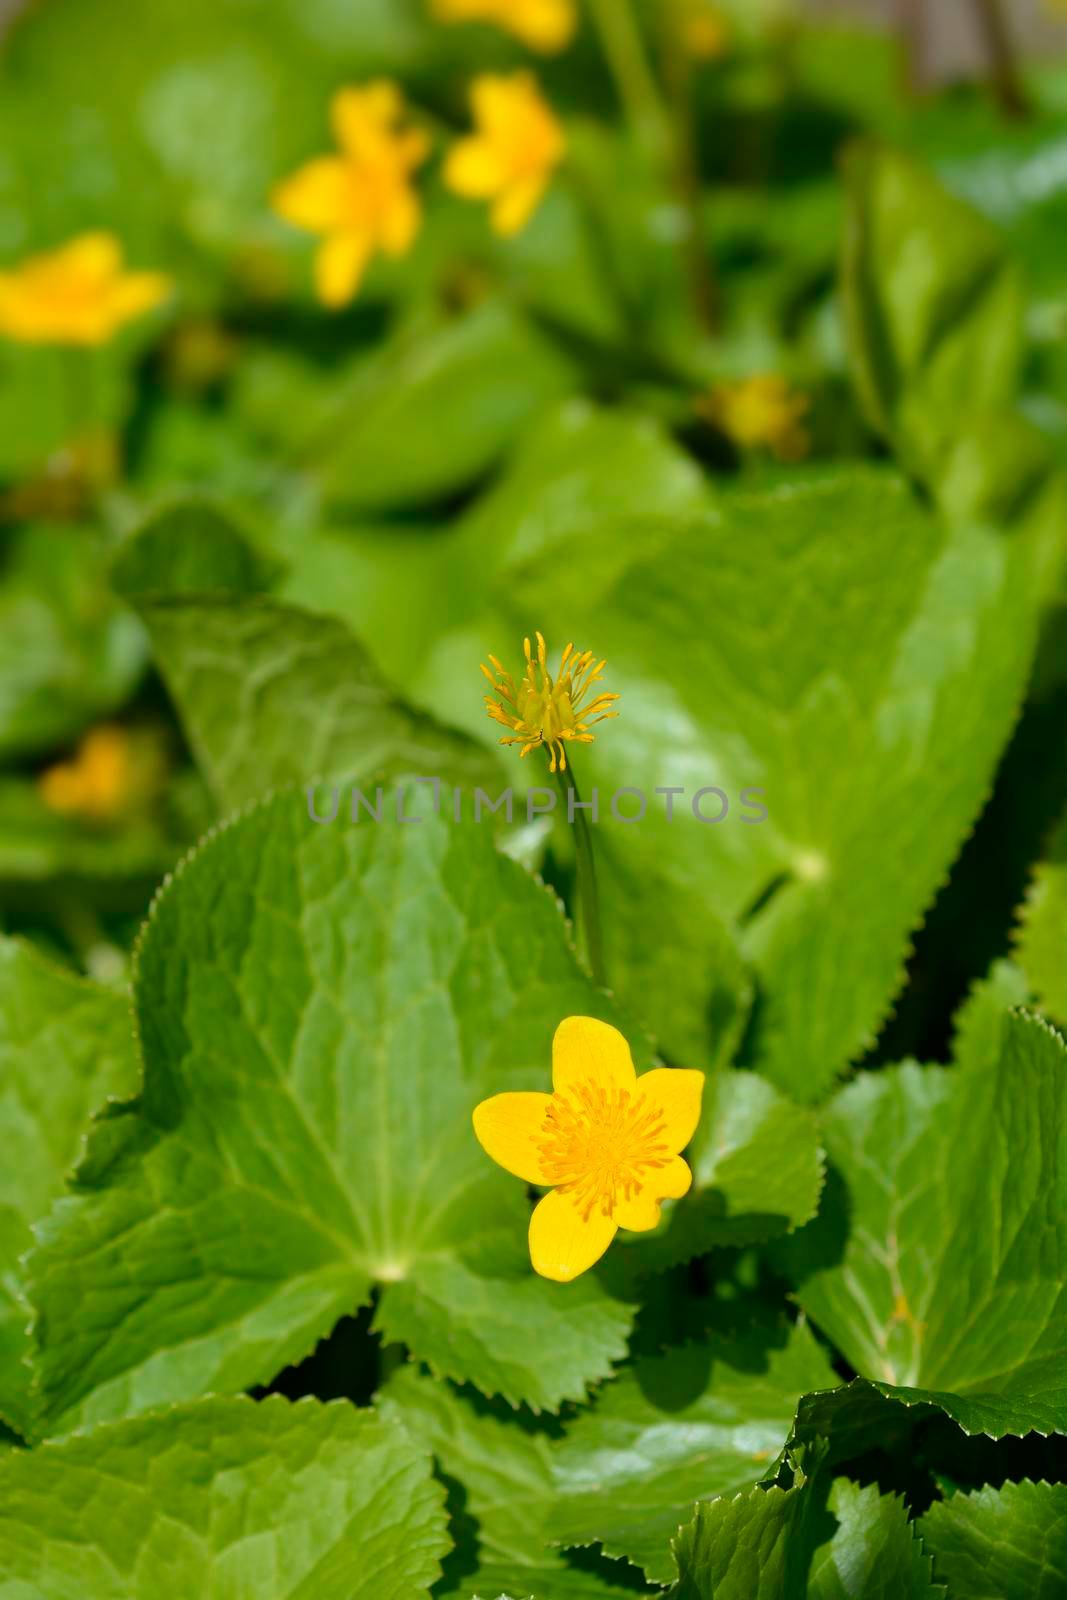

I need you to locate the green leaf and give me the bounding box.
[0,773,181,883]
[621,1073,825,1270]
[0,1394,450,1599]
[310,303,577,513]
[668,1478,824,1600]
[28,795,638,1435]
[949,958,1031,1074]
[780,1012,1067,1437]
[808,1479,944,1599]
[0,938,137,1438]
[379,1367,647,1600]
[552,1309,836,1583]
[1016,808,1067,1026]
[920,1480,1067,1599]
[0,526,145,760]
[841,142,1023,482]
[110,495,279,600]
[436,466,1037,1103]
[133,595,501,810]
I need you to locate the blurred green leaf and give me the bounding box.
[110,495,279,598]
[0,526,145,761]
[307,302,578,512]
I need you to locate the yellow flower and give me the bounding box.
[680,1,729,60]
[474,1016,705,1282]
[272,82,429,308]
[0,233,170,347]
[429,0,576,53]
[39,726,135,822]
[481,631,619,773]
[445,72,565,237]
[698,374,811,461]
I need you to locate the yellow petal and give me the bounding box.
[108,271,172,328]
[552,1016,637,1100]
[379,187,423,257]
[635,1066,705,1152]
[490,173,548,236]
[514,0,576,53]
[314,232,372,308]
[331,82,402,155]
[611,1154,692,1232]
[471,71,533,136]
[58,231,123,283]
[529,1186,617,1281]
[273,157,352,233]
[472,1091,552,1183]
[444,136,509,200]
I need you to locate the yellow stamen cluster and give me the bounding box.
[481,631,619,773]
[537,1080,671,1221]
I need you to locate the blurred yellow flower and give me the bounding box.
[681,1,730,60]
[698,374,811,461]
[39,726,135,822]
[473,1016,705,1282]
[0,233,170,347]
[481,631,619,774]
[445,72,564,237]
[272,82,429,308]
[429,0,575,53]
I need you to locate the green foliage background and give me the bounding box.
[2,0,1067,1595]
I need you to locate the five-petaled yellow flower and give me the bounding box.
[474,1016,705,1281]
[445,72,565,237]
[39,725,134,822]
[272,82,429,308]
[429,0,576,53]
[697,373,811,462]
[0,233,171,347]
[481,631,619,773]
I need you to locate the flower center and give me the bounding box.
[536,1080,671,1220]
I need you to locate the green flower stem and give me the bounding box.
[553,761,607,989]
[587,0,670,157]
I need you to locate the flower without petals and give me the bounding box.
[445,72,564,237]
[0,233,170,347]
[481,631,619,773]
[429,0,576,53]
[272,82,429,308]
[473,1017,705,1282]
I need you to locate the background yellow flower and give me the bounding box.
[429,0,576,53]
[0,232,170,346]
[272,82,429,308]
[445,72,565,237]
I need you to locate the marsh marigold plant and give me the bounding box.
[481,631,619,772]
[445,72,565,237]
[429,0,576,52]
[272,82,429,308]
[0,232,170,346]
[474,1017,704,1281]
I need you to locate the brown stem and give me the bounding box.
[658,0,718,333]
[971,0,1029,119]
